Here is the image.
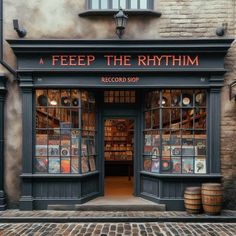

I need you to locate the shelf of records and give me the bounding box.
[143,134,207,174]
[35,133,96,174]
[34,155,96,174]
[104,150,133,161]
[36,109,95,131]
[143,156,207,174]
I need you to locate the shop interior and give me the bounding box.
[104,119,134,196]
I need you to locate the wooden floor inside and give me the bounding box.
[79,176,165,210]
[104,176,133,196]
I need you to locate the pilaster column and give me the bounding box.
[19,74,34,210]
[208,76,224,174]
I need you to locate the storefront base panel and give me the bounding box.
[140,173,222,211]
[33,194,101,210]
[20,173,100,210]
[0,190,6,211]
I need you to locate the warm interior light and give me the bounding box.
[50,100,57,106]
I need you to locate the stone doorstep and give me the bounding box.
[47,204,166,211]
[48,196,166,211]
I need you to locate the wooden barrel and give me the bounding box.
[184,187,202,214]
[201,183,223,215]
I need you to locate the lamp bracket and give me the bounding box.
[13,19,27,38]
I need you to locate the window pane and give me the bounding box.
[120,0,126,8]
[101,0,108,9]
[113,0,119,9]
[35,89,96,174]
[130,0,138,9]
[143,89,207,174]
[140,0,148,9]
[91,0,99,9]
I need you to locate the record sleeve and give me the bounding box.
[48,157,60,173]
[71,157,79,173]
[36,134,47,145]
[34,157,48,173]
[182,157,194,174]
[35,145,47,156]
[194,156,206,174]
[143,157,151,172]
[171,156,181,173]
[144,134,152,146]
[89,156,96,172]
[81,156,89,173]
[48,145,60,156]
[61,157,70,173]
[151,158,160,173]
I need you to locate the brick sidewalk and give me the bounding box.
[1,222,236,236]
[1,210,236,223]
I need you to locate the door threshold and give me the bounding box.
[75,196,166,211]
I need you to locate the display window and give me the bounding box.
[143,89,207,174]
[34,89,96,174]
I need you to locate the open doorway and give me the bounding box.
[104,119,134,197]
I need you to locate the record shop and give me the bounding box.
[6,38,233,210]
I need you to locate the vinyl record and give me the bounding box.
[182,94,192,107]
[195,92,205,105]
[72,98,79,106]
[61,96,70,106]
[37,95,48,106]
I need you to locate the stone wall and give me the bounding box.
[1,0,236,208]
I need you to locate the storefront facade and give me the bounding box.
[6,38,232,210]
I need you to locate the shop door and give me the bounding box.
[104,119,134,197]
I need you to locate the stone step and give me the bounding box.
[48,197,166,211]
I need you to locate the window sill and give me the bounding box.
[79,9,161,17]
[21,171,99,178]
[140,171,222,178]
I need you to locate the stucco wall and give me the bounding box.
[1,0,236,208]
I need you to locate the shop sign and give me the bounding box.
[32,53,200,70]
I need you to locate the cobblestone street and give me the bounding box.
[0,222,236,236]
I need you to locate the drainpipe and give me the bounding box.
[0,0,17,77]
[0,73,6,211]
[0,0,9,211]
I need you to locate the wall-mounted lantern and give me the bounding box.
[114,8,128,39]
[229,81,236,101]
